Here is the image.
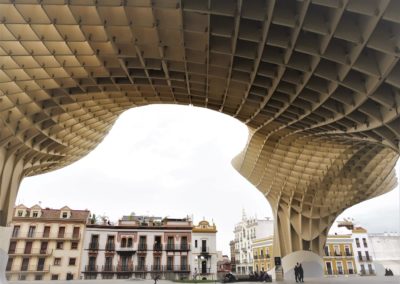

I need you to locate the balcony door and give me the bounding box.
[24,241,32,254]
[201,260,207,274]
[37,258,45,271]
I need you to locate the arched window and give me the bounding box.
[121,238,127,247]
[127,237,133,247]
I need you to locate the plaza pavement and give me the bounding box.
[8,276,400,284]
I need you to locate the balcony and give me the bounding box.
[166,244,190,251]
[153,244,163,251]
[135,265,148,272]
[116,265,134,272]
[102,265,114,272]
[360,269,375,276]
[105,243,115,251]
[7,265,50,274]
[88,242,99,251]
[116,246,136,254]
[84,265,98,272]
[11,232,81,240]
[358,256,373,262]
[8,248,52,256]
[138,244,147,251]
[200,246,209,254]
[165,265,191,272]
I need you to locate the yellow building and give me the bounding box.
[323,235,357,276]
[252,234,357,277]
[252,237,274,273]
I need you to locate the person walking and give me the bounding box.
[294,263,299,282]
[298,263,304,282]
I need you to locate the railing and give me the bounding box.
[153,244,163,251]
[201,246,209,253]
[116,265,134,272]
[358,256,373,262]
[166,244,190,251]
[325,269,355,275]
[138,244,147,251]
[105,243,115,251]
[84,265,98,272]
[6,265,50,273]
[97,265,191,273]
[116,246,136,252]
[360,269,375,276]
[11,232,80,239]
[8,248,52,255]
[199,268,212,275]
[88,242,99,250]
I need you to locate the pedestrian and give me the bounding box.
[153,274,160,284]
[298,263,304,282]
[294,262,299,282]
[193,267,198,280]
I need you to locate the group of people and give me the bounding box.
[294,262,304,283]
[384,268,394,276]
[249,270,272,282]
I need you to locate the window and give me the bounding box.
[69,258,76,266]
[6,258,13,271]
[127,237,133,247]
[17,211,23,217]
[167,256,173,271]
[336,261,343,274]
[362,238,368,248]
[358,251,362,261]
[8,241,16,254]
[121,238,127,247]
[181,255,188,270]
[355,238,360,248]
[43,226,50,238]
[12,226,20,238]
[56,241,63,250]
[368,264,373,274]
[324,246,329,256]
[195,240,198,248]
[71,242,78,250]
[58,227,65,238]
[28,226,36,238]
[365,251,370,261]
[61,212,68,219]
[32,211,39,218]
[54,258,61,266]
[51,275,59,280]
[21,258,29,271]
[347,261,354,274]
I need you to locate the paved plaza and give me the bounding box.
[8,277,400,284]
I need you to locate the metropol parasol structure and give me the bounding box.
[0,0,399,280]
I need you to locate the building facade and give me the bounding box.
[323,235,357,276]
[6,205,89,281]
[369,233,400,276]
[80,215,217,280]
[252,237,274,273]
[191,221,218,280]
[233,211,273,275]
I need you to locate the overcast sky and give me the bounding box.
[17,105,400,254]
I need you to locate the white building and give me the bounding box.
[80,215,217,280]
[369,233,400,275]
[191,221,218,280]
[233,210,273,275]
